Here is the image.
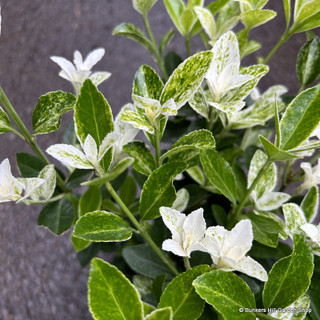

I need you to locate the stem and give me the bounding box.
[0,87,68,192]
[143,14,169,81]
[105,182,179,276]
[255,313,278,320]
[185,36,191,56]
[183,257,191,270]
[27,193,66,204]
[154,128,161,168]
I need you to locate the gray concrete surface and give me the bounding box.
[0,1,318,319]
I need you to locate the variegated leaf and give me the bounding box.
[194,6,215,40]
[133,0,158,15]
[188,88,209,119]
[120,110,154,134]
[283,203,307,237]
[172,188,189,212]
[255,191,290,211]
[301,186,319,222]
[240,9,276,29]
[18,177,45,202]
[30,165,56,201]
[90,72,112,87]
[208,100,245,115]
[0,106,14,134]
[187,166,205,185]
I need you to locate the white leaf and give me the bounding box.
[18,178,45,203]
[83,134,98,165]
[30,165,56,201]
[172,188,189,212]
[255,191,290,211]
[283,203,307,237]
[237,256,268,282]
[89,71,112,86]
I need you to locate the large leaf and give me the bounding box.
[280,85,320,150]
[160,51,213,109]
[240,9,276,29]
[73,211,132,242]
[161,129,215,161]
[32,91,76,135]
[88,258,143,320]
[123,244,173,278]
[200,149,237,204]
[16,152,46,177]
[158,265,210,320]
[112,23,153,52]
[38,199,74,235]
[193,270,256,320]
[262,235,314,308]
[0,106,13,134]
[297,36,320,88]
[140,161,188,220]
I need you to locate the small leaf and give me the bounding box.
[79,186,102,216]
[180,8,197,36]
[297,36,320,88]
[208,0,230,16]
[194,6,215,40]
[132,0,158,15]
[140,161,188,220]
[88,258,143,320]
[292,11,320,33]
[16,152,46,178]
[30,165,56,201]
[164,0,185,35]
[200,149,237,204]
[294,0,320,25]
[123,141,156,176]
[188,88,209,119]
[38,199,74,235]
[159,265,210,320]
[65,169,93,189]
[283,0,291,28]
[113,23,153,52]
[283,203,307,236]
[71,233,91,252]
[240,9,276,29]
[160,29,175,55]
[123,244,173,278]
[160,51,213,109]
[73,210,132,242]
[120,176,137,207]
[280,85,320,150]
[262,235,314,308]
[0,106,13,134]
[301,186,319,222]
[145,308,173,320]
[193,270,256,320]
[120,110,154,134]
[32,91,76,135]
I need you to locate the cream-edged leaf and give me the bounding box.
[208,100,245,115]
[120,110,154,134]
[255,191,290,211]
[237,256,268,282]
[283,203,307,237]
[172,188,189,212]
[89,71,111,87]
[30,165,56,201]
[194,6,215,40]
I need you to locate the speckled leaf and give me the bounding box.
[145,308,173,320]
[194,7,215,40]
[133,65,164,100]
[120,110,154,134]
[73,211,132,242]
[240,9,276,29]
[301,186,318,222]
[280,85,320,150]
[123,244,173,278]
[164,0,185,35]
[188,88,209,119]
[113,23,153,52]
[140,161,188,220]
[123,141,156,176]
[88,258,143,320]
[283,203,307,236]
[32,91,76,135]
[30,165,56,201]
[208,101,245,115]
[200,149,237,204]
[193,270,256,320]
[297,36,320,87]
[262,235,314,308]
[158,265,210,320]
[160,51,213,109]
[161,130,215,161]
[0,106,13,134]
[79,186,102,216]
[38,199,74,235]
[133,0,158,15]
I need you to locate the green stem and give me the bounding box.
[105,182,179,276]
[185,36,191,56]
[27,193,66,204]
[154,128,161,168]
[143,14,169,81]
[262,31,291,64]
[183,257,191,270]
[0,87,68,192]
[255,313,278,320]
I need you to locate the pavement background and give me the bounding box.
[0,1,318,319]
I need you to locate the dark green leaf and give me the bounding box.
[152,274,167,302]
[16,152,46,178]
[65,169,93,189]
[301,186,318,222]
[164,52,183,77]
[79,186,102,216]
[119,176,137,207]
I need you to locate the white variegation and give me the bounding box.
[172,188,189,212]
[51,48,111,95]
[300,222,320,256]
[208,100,245,115]
[194,7,216,43]
[299,160,320,192]
[201,220,268,281]
[18,178,46,203]
[120,109,155,134]
[160,207,206,257]
[283,203,307,237]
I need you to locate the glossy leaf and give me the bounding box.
[301,186,318,222]
[200,149,237,204]
[38,199,74,235]
[193,270,256,320]
[16,152,46,178]
[113,23,153,52]
[32,91,76,135]
[73,210,132,242]
[241,9,276,29]
[79,186,102,216]
[140,161,188,220]
[263,235,314,308]
[0,106,13,134]
[159,265,210,320]
[71,233,91,252]
[145,308,172,320]
[88,258,143,320]
[280,85,320,150]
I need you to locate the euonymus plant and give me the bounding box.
[1,0,320,319]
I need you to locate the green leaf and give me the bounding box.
[32,91,76,135]
[292,11,320,33]
[164,51,183,77]
[240,9,276,29]
[123,141,156,176]
[283,0,291,28]
[208,0,230,16]
[16,152,46,178]
[280,85,320,150]
[112,23,153,52]
[301,186,318,222]
[200,149,237,204]
[65,169,93,189]
[140,161,188,220]
[73,211,132,242]
[294,0,320,25]
[161,129,215,161]
[133,65,164,100]
[193,270,256,320]
[132,0,158,15]
[160,51,213,109]
[123,244,173,278]
[0,106,13,134]
[164,0,185,35]
[297,36,320,87]
[158,265,210,320]
[152,274,167,301]
[145,308,173,320]
[88,258,143,320]
[262,235,314,308]
[79,186,102,216]
[144,303,156,317]
[283,203,307,236]
[38,199,74,235]
[180,8,197,36]
[71,233,91,252]
[160,29,175,55]
[120,110,154,134]
[120,176,137,207]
